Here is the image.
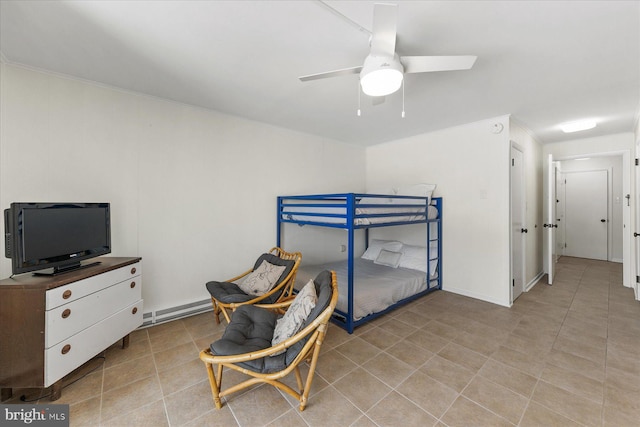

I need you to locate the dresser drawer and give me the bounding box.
[46,262,141,310]
[44,299,143,387]
[45,277,142,348]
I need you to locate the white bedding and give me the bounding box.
[282,205,438,226]
[295,258,435,321]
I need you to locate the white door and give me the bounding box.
[564,170,608,260]
[545,154,557,284]
[511,145,525,302]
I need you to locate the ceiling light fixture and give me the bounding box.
[360,54,404,97]
[560,119,597,133]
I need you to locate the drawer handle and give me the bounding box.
[130,281,136,289]
[61,309,71,319]
[62,290,72,299]
[61,344,71,355]
[132,307,138,315]
[131,267,137,275]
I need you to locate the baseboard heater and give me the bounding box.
[140,298,212,327]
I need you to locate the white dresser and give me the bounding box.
[0,257,143,401]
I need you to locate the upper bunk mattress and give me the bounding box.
[281,204,438,226]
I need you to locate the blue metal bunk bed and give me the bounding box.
[277,193,442,333]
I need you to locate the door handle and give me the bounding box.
[521,228,528,233]
[600,219,606,223]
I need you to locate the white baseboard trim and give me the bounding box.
[610,257,623,263]
[442,285,510,308]
[525,271,545,292]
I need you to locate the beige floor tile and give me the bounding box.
[540,363,604,403]
[101,399,169,427]
[366,391,438,427]
[153,340,199,372]
[164,379,222,426]
[149,326,194,354]
[299,386,362,427]
[532,380,603,426]
[405,328,450,353]
[226,383,294,426]
[53,369,104,406]
[544,348,605,382]
[100,376,164,423]
[604,383,640,420]
[422,319,461,340]
[384,340,434,368]
[376,316,419,338]
[103,336,152,368]
[396,370,458,418]
[358,325,402,350]
[362,351,415,388]
[157,357,207,396]
[315,348,358,383]
[461,376,529,425]
[437,341,488,372]
[265,409,308,427]
[68,396,102,427]
[420,355,475,392]
[333,367,392,412]
[477,358,538,398]
[103,355,156,393]
[440,396,512,427]
[491,345,546,378]
[335,336,382,365]
[519,401,582,427]
[183,407,239,427]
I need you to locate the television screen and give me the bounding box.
[4,202,111,275]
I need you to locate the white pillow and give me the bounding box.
[398,245,428,273]
[361,239,403,261]
[237,260,286,296]
[392,184,437,205]
[374,249,402,268]
[271,279,318,352]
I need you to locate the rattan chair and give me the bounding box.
[205,247,302,324]
[199,270,338,411]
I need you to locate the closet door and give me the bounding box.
[564,170,608,260]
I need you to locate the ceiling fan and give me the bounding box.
[299,2,477,98]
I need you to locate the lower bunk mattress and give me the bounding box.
[295,258,437,321]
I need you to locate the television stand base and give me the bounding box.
[32,261,101,277]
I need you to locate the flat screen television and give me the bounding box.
[4,202,111,275]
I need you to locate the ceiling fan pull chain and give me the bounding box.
[401,79,406,118]
[357,79,362,117]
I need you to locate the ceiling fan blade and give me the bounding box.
[401,56,477,74]
[298,66,362,82]
[370,3,398,57]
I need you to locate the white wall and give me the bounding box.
[0,63,366,316]
[510,121,544,288]
[366,115,512,307]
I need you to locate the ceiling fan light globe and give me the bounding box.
[361,69,403,96]
[360,54,404,97]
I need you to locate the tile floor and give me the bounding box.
[4,256,640,426]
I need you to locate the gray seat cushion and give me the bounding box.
[205,253,295,304]
[209,270,333,374]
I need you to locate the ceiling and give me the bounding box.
[1,0,638,146]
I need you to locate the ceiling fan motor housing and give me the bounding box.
[360,53,404,97]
